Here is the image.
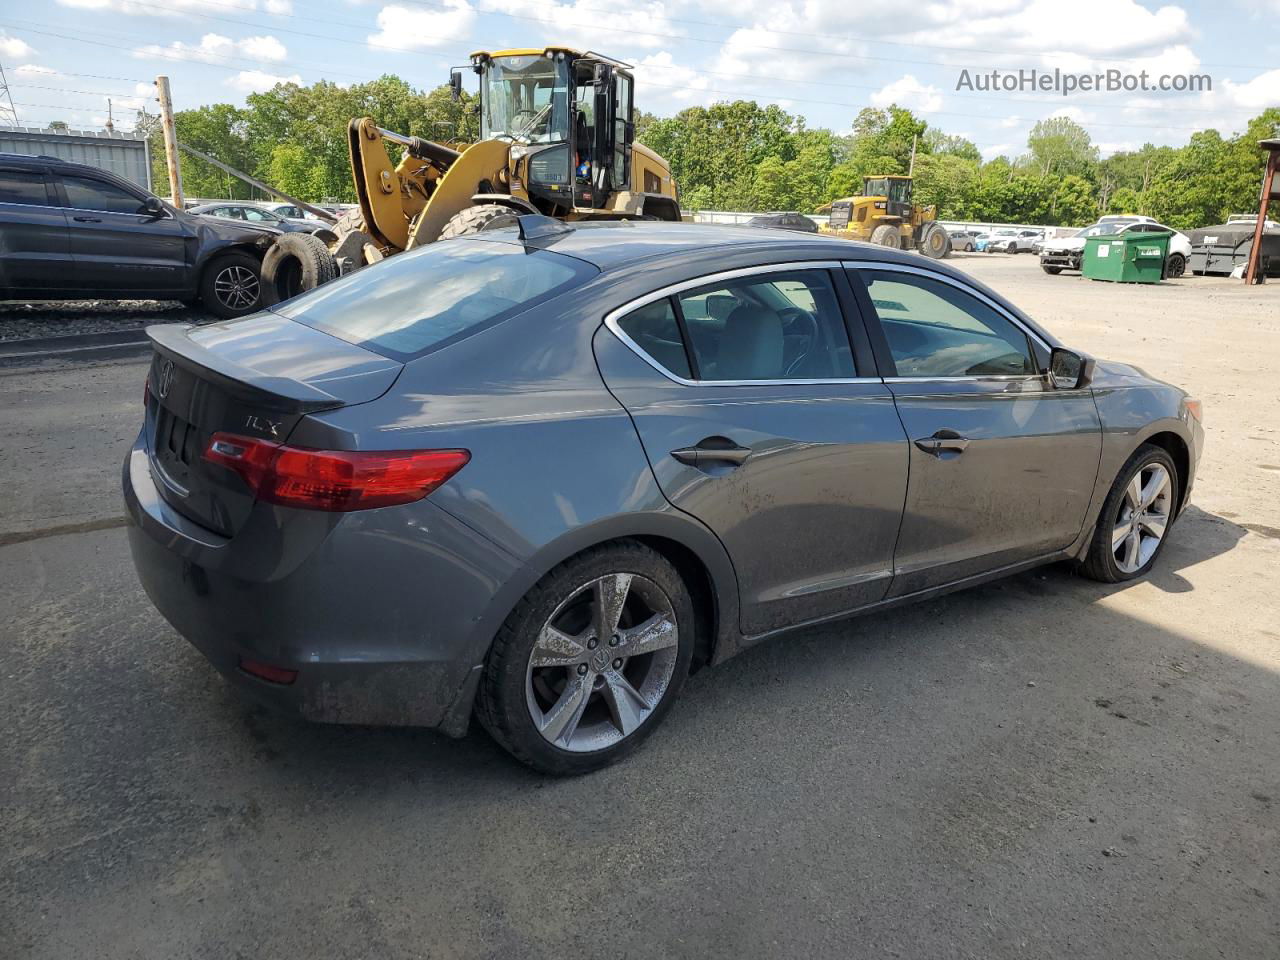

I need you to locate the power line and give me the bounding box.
[0,58,18,124]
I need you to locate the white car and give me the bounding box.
[1040,218,1192,277]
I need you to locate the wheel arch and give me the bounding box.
[1142,429,1192,516]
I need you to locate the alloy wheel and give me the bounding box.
[1113,463,1172,573]
[525,572,679,753]
[213,264,260,310]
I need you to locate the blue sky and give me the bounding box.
[2,0,1277,160]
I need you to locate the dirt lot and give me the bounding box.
[1,255,1277,959]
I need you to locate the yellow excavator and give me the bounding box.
[822,175,951,259]
[262,47,682,300]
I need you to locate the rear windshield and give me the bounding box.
[272,239,596,361]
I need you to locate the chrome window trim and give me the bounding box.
[840,258,1052,355]
[602,261,882,387]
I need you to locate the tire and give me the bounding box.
[1079,444,1180,583]
[919,222,951,259]
[477,541,695,775]
[259,233,337,306]
[869,224,900,249]
[198,250,264,319]
[439,203,521,241]
[1165,252,1186,279]
[1041,264,1063,275]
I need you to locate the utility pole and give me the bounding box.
[155,76,184,207]
[908,133,917,177]
[0,58,18,125]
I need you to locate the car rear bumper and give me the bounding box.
[122,434,520,731]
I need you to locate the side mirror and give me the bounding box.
[1049,346,1096,390]
[449,68,463,102]
[137,196,165,220]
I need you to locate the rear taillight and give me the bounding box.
[203,433,469,512]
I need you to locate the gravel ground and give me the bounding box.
[1,253,1277,959]
[0,300,217,341]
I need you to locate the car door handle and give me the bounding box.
[73,216,102,222]
[671,441,752,467]
[915,431,970,455]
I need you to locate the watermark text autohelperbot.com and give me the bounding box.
[956,68,1211,96]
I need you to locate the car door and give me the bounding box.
[847,263,1102,596]
[594,263,909,637]
[56,173,188,294]
[0,164,71,293]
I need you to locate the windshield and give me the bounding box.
[481,55,571,144]
[1080,223,1124,237]
[273,239,596,361]
[863,178,889,197]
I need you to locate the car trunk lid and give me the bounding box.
[144,316,402,536]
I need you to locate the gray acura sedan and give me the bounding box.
[125,220,1204,774]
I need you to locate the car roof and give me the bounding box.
[472,220,927,271]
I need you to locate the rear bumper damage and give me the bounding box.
[123,435,519,733]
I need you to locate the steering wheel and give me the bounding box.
[777,307,819,376]
[511,106,550,138]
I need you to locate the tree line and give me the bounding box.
[139,75,1280,230]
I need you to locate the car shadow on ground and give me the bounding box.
[215,503,1252,787]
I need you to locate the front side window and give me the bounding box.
[617,270,856,382]
[856,270,1035,378]
[61,175,145,214]
[0,170,49,206]
[241,207,277,222]
[275,238,596,361]
[481,55,570,144]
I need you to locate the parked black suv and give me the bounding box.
[0,153,279,318]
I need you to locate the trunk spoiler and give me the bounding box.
[147,324,342,413]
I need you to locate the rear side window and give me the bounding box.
[276,239,596,361]
[0,170,49,206]
[61,175,145,214]
[616,299,692,379]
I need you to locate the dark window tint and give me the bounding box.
[275,239,596,361]
[0,170,49,206]
[62,175,145,214]
[676,270,855,381]
[616,298,691,379]
[857,270,1035,378]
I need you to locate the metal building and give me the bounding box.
[0,125,151,189]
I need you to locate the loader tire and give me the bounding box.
[439,203,521,240]
[259,233,338,306]
[870,224,901,249]
[919,222,951,259]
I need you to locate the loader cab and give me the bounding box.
[468,48,634,215]
[864,175,913,221]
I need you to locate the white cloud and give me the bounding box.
[57,0,293,13]
[225,69,303,93]
[15,64,59,76]
[870,74,943,113]
[474,0,677,49]
[981,141,1013,160]
[631,51,714,110]
[0,32,34,59]
[133,33,288,65]
[368,0,475,51]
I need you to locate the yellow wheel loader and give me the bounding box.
[261,47,682,301]
[822,175,951,259]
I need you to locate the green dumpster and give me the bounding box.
[1082,228,1172,283]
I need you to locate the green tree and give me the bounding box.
[1025,116,1098,178]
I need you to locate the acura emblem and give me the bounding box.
[156,358,176,400]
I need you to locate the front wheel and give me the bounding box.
[477,542,694,775]
[1165,252,1187,279]
[1079,444,1179,583]
[199,251,263,319]
[869,224,900,249]
[1041,264,1063,275]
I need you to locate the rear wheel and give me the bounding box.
[199,251,263,319]
[477,542,694,775]
[439,203,521,241]
[1165,252,1187,279]
[869,224,900,249]
[1080,444,1179,583]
